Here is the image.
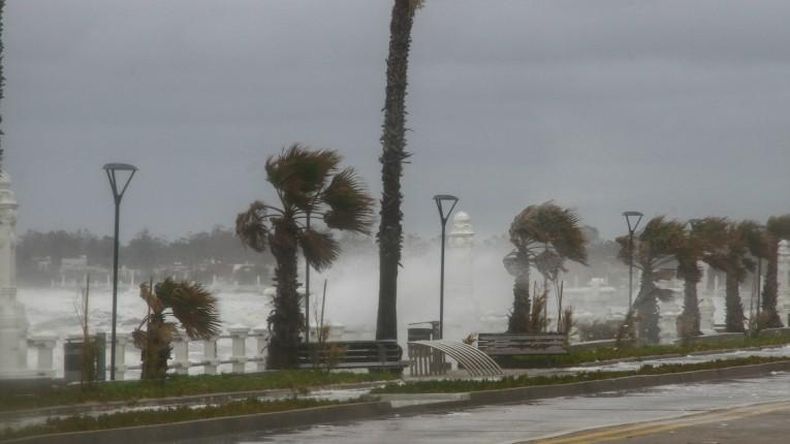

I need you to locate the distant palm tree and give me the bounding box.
[236,145,373,368]
[695,218,764,332]
[133,278,221,380]
[617,217,685,344]
[675,222,706,337]
[376,0,423,341]
[505,202,588,333]
[760,215,790,328]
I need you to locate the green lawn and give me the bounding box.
[1,370,395,412]
[0,397,357,441]
[501,333,790,368]
[372,356,790,394]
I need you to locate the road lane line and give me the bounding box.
[526,400,790,444]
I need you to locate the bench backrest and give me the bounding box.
[297,340,402,366]
[477,333,568,355]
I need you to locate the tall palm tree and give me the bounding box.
[376,0,423,341]
[133,278,221,380]
[0,0,6,169]
[505,202,588,333]
[616,217,685,344]
[236,145,373,368]
[760,215,790,328]
[695,218,764,332]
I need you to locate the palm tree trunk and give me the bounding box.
[681,277,701,335]
[634,270,660,344]
[760,239,783,327]
[508,271,532,333]
[268,224,302,369]
[724,271,745,332]
[376,0,415,341]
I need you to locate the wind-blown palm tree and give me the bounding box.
[617,217,685,344]
[695,218,764,332]
[236,145,373,368]
[760,215,790,328]
[505,202,588,333]
[675,222,707,337]
[376,0,423,341]
[133,278,221,380]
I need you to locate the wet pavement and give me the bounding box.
[227,371,790,444]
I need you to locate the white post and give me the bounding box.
[228,327,249,374]
[29,336,56,378]
[203,337,218,375]
[172,335,189,375]
[778,240,790,326]
[698,262,715,334]
[252,327,268,372]
[115,334,128,380]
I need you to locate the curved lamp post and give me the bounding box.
[623,211,644,311]
[433,194,458,339]
[103,163,137,380]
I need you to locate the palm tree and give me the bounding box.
[695,218,764,332]
[376,0,423,341]
[236,145,373,368]
[505,202,588,333]
[133,278,221,380]
[616,217,685,344]
[0,0,6,168]
[675,222,706,337]
[760,215,790,328]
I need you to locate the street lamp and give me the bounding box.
[103,163,137,381]
[433,194,458,340]
[623,211,644,311]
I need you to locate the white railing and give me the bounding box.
[26,327,271,380]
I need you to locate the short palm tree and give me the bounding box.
[695,218,764,332]
[133,278,221,380]
[760,215,790,328]
[236,144,373,368]
[505,202,587,333]
[617,216,685,344]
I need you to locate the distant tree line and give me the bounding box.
[16,226,273,286]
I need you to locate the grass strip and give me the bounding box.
[505,334,790,368]
[372,356,790,394]
[0,397,355,441]
[0,370,394,412]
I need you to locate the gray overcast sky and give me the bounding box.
[4,0,790,241]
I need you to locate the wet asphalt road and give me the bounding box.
[224,371,790,444]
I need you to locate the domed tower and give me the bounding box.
[0,169,29,377]
[444,211,479,339]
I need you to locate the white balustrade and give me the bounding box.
[228,327,249,374]
[115,334,129,380]
[28,335,56,378]
[203,337,219,375]
[172,335,189,376]
[252,327,269,372]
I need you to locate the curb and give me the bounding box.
[2,401,392,444]
[0,380,389,422]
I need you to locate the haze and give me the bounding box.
[5,0,789,241]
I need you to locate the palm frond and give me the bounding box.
[300,229,340,272]
[265,144,340,210]
[509,202,588,265]
[156,278,221,340]
[235,201,271,253]
[322,167,375,233]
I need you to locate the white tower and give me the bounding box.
[444,211,478,339]
[0,170,29,377]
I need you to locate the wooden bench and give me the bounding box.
[477,333,569,356]
[297,340,408,373]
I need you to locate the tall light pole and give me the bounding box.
[103,163,137,381]
[623,211,644,311]
[433,194,458,340]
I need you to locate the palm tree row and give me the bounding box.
[617,214,790,344]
